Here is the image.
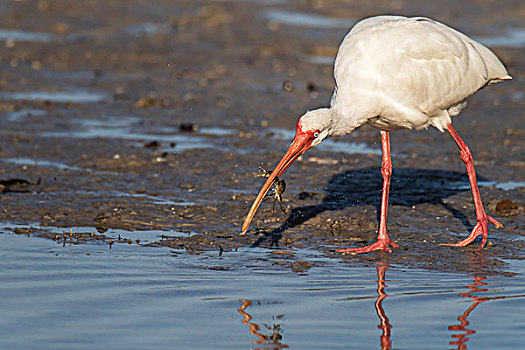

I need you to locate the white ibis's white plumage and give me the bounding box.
[329,16,510,133]
[242,15,511,253]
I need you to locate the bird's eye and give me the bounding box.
[313,132,320,138]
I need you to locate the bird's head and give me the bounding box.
[241,108,333,233]
[297,108,333,147]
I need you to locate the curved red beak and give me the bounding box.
[241,131,314,234]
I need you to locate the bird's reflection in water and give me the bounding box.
[374,264,393,350]
[237,271,497,350]
[448,276,489,350]
[237,299,289,349]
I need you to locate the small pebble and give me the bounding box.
[179,123,199,132]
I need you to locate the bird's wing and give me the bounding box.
[333,16,510,126]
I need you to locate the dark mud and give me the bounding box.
[1,0,524,274]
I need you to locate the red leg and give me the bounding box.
[338,131,398,254]
[441,124,503,248]
[374,265,393,350]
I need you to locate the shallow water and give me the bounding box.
[4,109,47,122]
[448,180,525,191]
[125,22,170,36]
[263,9,353,28]
[0,29,55,42]
[300,54,336,65]
[1,230,524,350]
[0,157,84,171]
[268,128,382,155]
[37,116,228,153]
[0,91,107,103]
[476,27,525,48]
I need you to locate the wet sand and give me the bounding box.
[0,0,524,274]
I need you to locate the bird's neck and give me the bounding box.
[327,107,363,137]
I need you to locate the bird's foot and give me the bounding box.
[440,215,503,249]
[488,215,504,229]
[336,239,398,254]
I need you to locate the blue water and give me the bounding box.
[27,115,238,154]
[0,29,55,42]
[267,128,382,155]
[264,9,353,28]
[0,230,524,349]
[476,27,525,48]
[0,91,107,103]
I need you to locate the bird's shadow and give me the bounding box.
[251,167,481,247]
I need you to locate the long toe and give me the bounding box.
[336,239,396,254]
[488,215,504,229]
[440,220,487,248]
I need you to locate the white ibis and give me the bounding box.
[242,15,511,253]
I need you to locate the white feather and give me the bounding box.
[329,16,511,133]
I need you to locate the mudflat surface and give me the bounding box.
[1,0,524,274]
